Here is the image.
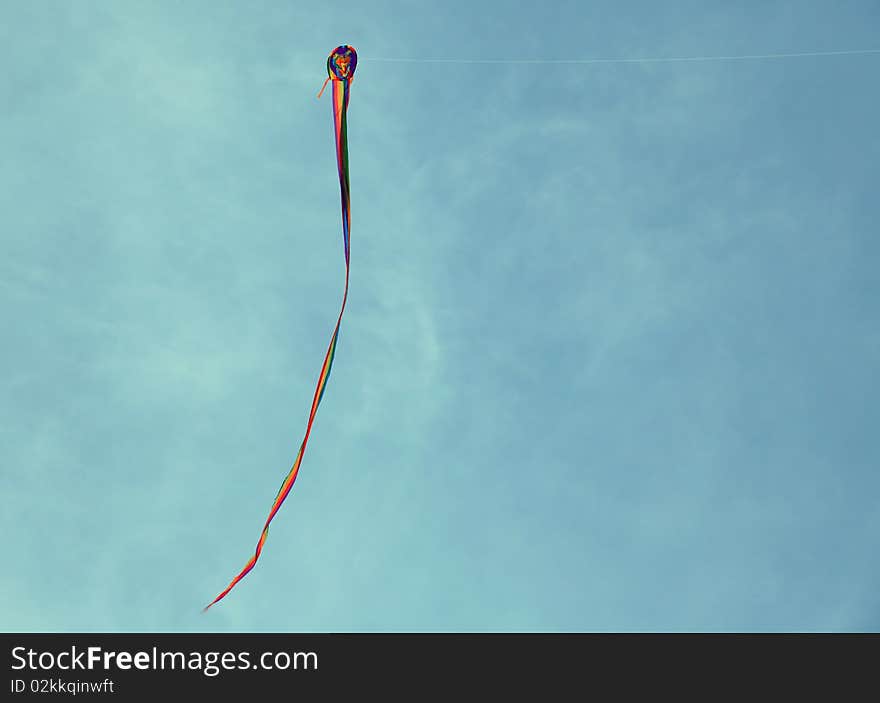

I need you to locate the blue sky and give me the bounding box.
[1,1,878,632]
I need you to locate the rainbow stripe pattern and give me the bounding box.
[204,45,357,610]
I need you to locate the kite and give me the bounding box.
[204,45,357,610]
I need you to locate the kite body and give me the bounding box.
[327,44,357,81]
[205,45,357,610]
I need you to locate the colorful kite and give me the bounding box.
[204,45,357,610]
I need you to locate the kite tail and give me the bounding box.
[204,74,352,612]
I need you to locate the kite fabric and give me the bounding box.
[204,45,357,611]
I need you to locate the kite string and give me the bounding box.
[363,48,880,65]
